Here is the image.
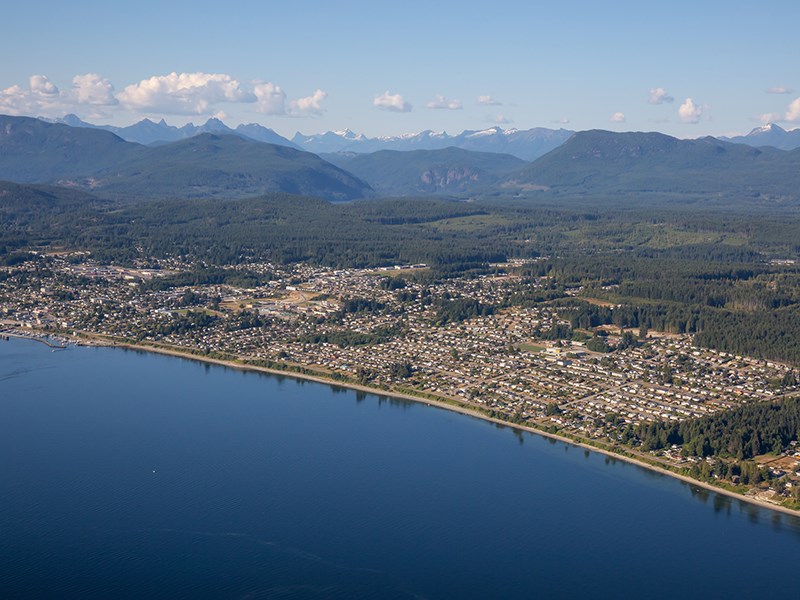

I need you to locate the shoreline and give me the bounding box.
[7,329,800,519]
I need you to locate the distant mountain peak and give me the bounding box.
[719,122,800,150]
[331,128,366,141]
[507,128,800,198]
[61,113,87,126]
[0,114,369,201]
[748,123,786,136]
[465,127,503,138]
[42,114,297,149]
[293,125,573,160]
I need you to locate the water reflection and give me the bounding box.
[373,395,414,411]
[712,493,731,516]
[746,504,760,524]
[603,456,619,467]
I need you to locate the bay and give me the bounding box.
[1,336,798,599]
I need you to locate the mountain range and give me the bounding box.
[51,115,574,161]
[322,147,526,196]
[44,115,800,160]
[0,116,370,201]
[719,123,800,151]
[507,130,800,199]
[52,114,300,149]
[3,114,800,204]
[293,126,574,160]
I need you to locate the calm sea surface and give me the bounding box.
[1,336,799,599]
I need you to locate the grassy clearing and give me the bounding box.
[420,213,516,233]
[518,342,546,353]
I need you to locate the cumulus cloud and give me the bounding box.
[426,94,462,110]
[610,112,626,123]
[30,75,59,96]
[0,72,329,121]
[373,91,412,112]
[254,82,287,115]
[487,114,513,124]
[0,75,66,116]
[786,97,800,123]
[287,89,327,117]
[477,95,501,106]
[0,85,32,115]
[767,86,793,94]
[755,112,782,124]
[254,83,328,117]
[0,71,329,121]
[648,87,674,105]
[117,72,255,115]
[678,98,703,124]
[70,74,117,106]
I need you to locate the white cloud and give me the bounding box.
[678,98,703,124]
[785,97,800,123]
[30,75,59,96]
[767,86,793,94]
[288,89,327,116]
[0,75,67,116]
[254,82,287,115]
[477,95,501,106]
[426,94,462,110]
[487,114,513,124]
[70,74,117,106]
[254,83,328,117]
[610,112,626,123]
[755,112,782,124]
[648,87,674,105]
[550,117,570,124]
[373,91,412,112]
[117,72,255,115]
[0,72,327,121]
[0,85,32,115]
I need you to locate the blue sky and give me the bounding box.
[2,0,798,138]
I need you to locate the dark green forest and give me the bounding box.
[633,397,800,460]
[3,180,800,365]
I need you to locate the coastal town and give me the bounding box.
[3,252,800,506]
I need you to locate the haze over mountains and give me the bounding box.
[52,114,301,149]
[47,114,800,160]
[2,113,800,204]
[0,116,370,201]
[719,123,800,152]
[322,148,527,196]
[293,127,575,160]
[507,130,800,199]
[52,114,574,161]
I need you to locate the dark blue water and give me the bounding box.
[1,337,799,599]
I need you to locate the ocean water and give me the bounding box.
[1,336,799,599]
